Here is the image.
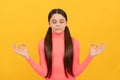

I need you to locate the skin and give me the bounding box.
[49,13,67,33]
[13,13,105,59]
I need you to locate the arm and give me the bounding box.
[73,40,93,76]
[27,41,47,77]
[72,39,105,76]
[13,41,47,77]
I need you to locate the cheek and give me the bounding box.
[49,22,55,27]
[49,22,51,27]
[62,24,67,27]
[50,24,55,28]
[49,23,53,27]
[49,24,56,29]
[63,22,67,26]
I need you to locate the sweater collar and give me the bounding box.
[52,31,64,39]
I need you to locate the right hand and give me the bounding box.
[13,44,29,59]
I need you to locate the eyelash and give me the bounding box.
[52,22,56,24]
[52,22,64,24]
[60,22,64,23]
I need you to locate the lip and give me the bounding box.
[55,28,61,30]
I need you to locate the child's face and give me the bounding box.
[49,13,67,33]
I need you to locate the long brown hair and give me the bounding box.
[44,8,74,78]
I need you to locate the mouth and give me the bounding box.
[55,28,61,30]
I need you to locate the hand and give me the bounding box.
[90,43,105,57]
[13,44,29,59]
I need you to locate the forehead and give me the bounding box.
[50,13,66,20]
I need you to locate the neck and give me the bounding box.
[52,31,64,38]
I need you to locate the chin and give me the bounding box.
[55,31,63,34]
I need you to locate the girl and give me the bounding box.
[13,8,105,80]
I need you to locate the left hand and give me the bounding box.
[90,43,105,57]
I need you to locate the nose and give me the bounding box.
[56,22,60,27]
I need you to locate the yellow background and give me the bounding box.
[0,0,120,80]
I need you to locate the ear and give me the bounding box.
[65,23,67,27]
[48,22,51,27]
[65,24,67,26]
[65,21,67,26]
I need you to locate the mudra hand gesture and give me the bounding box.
[13,44,29,59]
[90,43,105,57]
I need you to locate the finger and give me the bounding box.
[96,43,104,49]
[13,44,19,52]
[13,44,17,49]
[100,46,105,52]
[92,44,100,49]
[20,44,26,47]
[12,44,21,53]
[98,47,105,54]
[21,44,27,50]
[96,44,103,53]
[100,44,105,50]
[91,44,96,47]
[18,44,26,49]
[91,44,96,48]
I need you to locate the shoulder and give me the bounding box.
[38,39,45,48]
[72,37,80,54]
[72,37,80,46]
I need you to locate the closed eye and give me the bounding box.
[52,22,56,24]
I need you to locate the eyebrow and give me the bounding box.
[51,19,64,22]
[51,19,56,22]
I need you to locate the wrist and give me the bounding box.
[25,55,30,59]
[89,53,95,58]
